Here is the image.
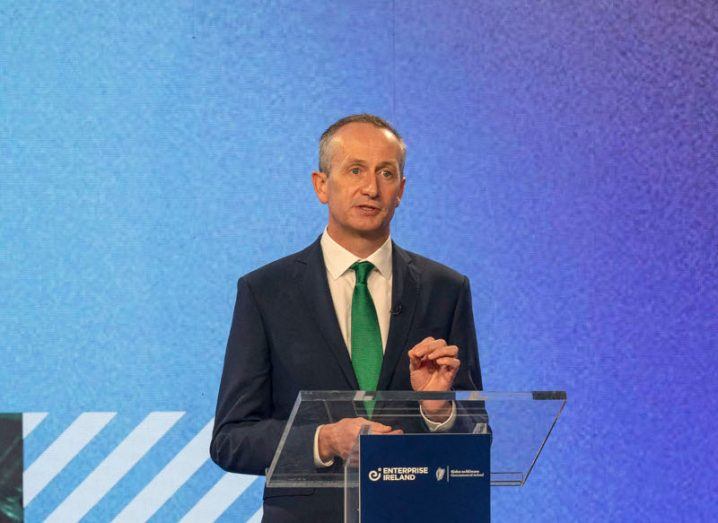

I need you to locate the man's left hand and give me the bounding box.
[409,337,460,420]
[409,337,460,391]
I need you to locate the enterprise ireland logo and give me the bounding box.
[367,467,429,482]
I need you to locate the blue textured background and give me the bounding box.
[2,1,716,520]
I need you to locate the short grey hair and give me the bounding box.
[318,113,406,176]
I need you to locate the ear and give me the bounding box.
[396,175,406,206]
[312,171,329,204]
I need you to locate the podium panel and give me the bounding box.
[344,432,492,523]
[266,390,566,488]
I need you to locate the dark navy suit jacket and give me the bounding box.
[210,237,482,522]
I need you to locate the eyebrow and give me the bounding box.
[344,159,398,169]
[375,161,398,170]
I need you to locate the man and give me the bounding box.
[210,114,482,522]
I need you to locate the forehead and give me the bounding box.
[329,123,402,165]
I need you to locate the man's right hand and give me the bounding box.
[317,418,403,461]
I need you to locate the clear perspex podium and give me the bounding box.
[266,390,566,522]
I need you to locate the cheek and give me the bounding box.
[328,191,352,212]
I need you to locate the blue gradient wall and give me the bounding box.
[2,1,716,520]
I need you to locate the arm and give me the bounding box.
[450,276,488,433]
[412,276,483,431]
[210,277,283,475]
[450,276,482,391]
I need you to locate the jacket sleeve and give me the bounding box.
[446,276,490,435]
[209,276,284,475]
[450,276,483,391]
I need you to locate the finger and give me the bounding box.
[409,337,434,353]
[408,337,437,358]
[386,429,404,435]
[409,346,432,370]
[434,357,461,368]
[356,421,373,433]
[410,356,421,371]
[410,350,430,371]
[440,363,460,380]
[353,420,378,436]
[417,339,448,359]
[409,349,422,363]
[409,337,446,358]
[427,345,459,359]
[364,420,393,431]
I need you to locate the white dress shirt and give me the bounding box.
[321,229,393,354]
[313,229,456,467]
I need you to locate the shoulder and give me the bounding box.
[238,240,318,291]
[394,243,468,289]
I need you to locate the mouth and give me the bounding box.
[355,204,381,215]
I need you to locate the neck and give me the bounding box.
[326,225,389,259]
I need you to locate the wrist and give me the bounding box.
[420,400,451,422]
[317,424,334,461]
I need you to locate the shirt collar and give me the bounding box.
[321,229,393,281]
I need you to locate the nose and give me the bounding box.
[360,173,379,198]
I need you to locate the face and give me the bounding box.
[313,122,406,244]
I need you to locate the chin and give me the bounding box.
[350,225,389,238]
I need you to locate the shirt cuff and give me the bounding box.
[420,401,457,432]
[313,425,335,468]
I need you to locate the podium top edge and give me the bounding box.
[296,390,567,401]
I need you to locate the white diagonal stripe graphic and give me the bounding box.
[23,412,116,506]
[247,508,263,523]
[22,412,48,438]
[112,418,214,523]
[179,473,256,523]
[44,411,184,523]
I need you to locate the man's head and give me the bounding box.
[312,114,407,247]
[318,114,407,177]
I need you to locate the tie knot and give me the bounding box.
[351,261,374,284]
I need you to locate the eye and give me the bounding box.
[350,167,361,175]
[381,170,395,178]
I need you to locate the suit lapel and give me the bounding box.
[377,243,419,390]
[298,238,360,390]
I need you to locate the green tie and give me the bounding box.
[350,261,383,400]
